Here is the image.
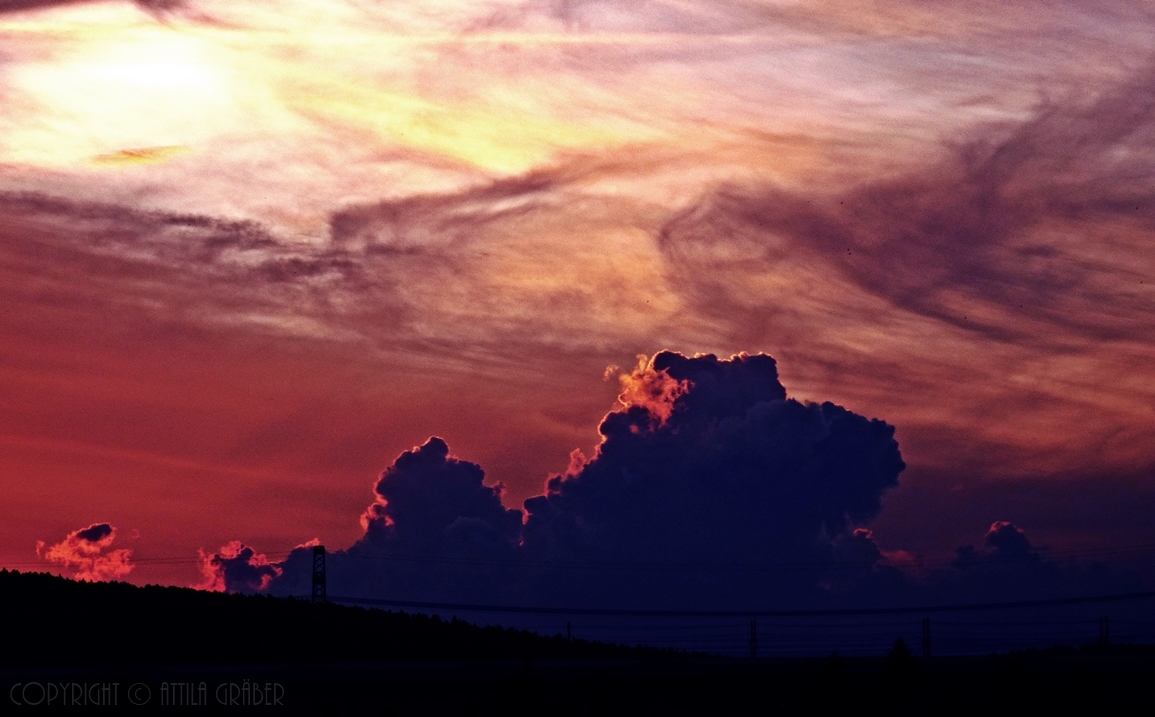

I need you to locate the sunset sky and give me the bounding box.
[3,0,1155,591]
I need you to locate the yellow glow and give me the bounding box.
[278,73,658,173]
[92,145,190,166]
[0,23,235,168]
[0,9,680,175]
[0,1,994,219]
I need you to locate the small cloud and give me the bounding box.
[880,549,920,570]
[37,523,134,582]
[984,521,1033,557]
[615,354,690,425]
[196,541,281,593]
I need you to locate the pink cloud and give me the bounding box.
[36,522,134,582]
[196,540,281,593]
[614,354,691,426]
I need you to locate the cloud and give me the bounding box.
[256,350,1146,618]
[6,0,1155,597]
[950,521,1041,574]
[612,353,690,425]
[0,0,186,19]
[0,181,653,370]
[521,350,906,608]
[360,436,523,553]
[658,78,1155,348]
[328,173,561,253]
[926,520,1144,604]
[983,520,1032,558]
[334,437,525,603]
[266,351,909,609]
[0,0,89,12]
[653,66,1155,481]
[36,522,134,581]
[0,192,368,342]
[197,540,280,593]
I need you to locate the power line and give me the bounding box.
[8,541,1155,572]
[327,589,1155,618]
[330,543,1155,570]
[253,541,1155,573]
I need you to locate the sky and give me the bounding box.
[3,0,1155,598]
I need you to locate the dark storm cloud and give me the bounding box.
[953,521,1035,566]
[982,521,1032,557]
[874,465,1155,573]
[198,541,280,593]
[260,352,1146,613]
[360,436,522,553]
[332,437,526,603]
[262,437,527,604]
[74,522,113,543]
[520,351,907,608]
[928,521,1144,604]
[268,351,910,609]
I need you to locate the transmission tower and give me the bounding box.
[311,545,327,604]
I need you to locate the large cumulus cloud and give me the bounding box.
[339,437,527,603]
[521,351,906,608]
[360,436,524,554]
[266,351,909,610]
[237,349,1146,648]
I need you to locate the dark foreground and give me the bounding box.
[4,570,1155,714]
[7,652,1155,714]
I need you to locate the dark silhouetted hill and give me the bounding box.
[0,569,654,668]
[6,570,1155,714]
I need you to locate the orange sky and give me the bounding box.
[2,0,1155,586]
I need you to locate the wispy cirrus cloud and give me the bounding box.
[655,68,1155,477]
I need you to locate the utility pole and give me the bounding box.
[749,619,758,659]
[311,545,327,604]
[921,618,931,658]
